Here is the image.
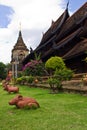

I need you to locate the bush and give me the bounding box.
[16,77,24,84]
[16,76,34,85]
[47,68,74,94]
[16,76,27,84]
[26,75,34,84]
[46,56,74,93]
[22,60,46,76]
[48,77,61,88]
[54,68,74,81]
[45,56,66,75]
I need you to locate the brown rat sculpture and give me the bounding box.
[4,85,19,93]
[9,95,40,109]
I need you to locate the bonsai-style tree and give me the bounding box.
[45,56,73,93]
[45,56,66,75]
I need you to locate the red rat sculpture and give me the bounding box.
[9,95,40,109]
[4,85,19,93]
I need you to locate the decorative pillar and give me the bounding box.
[12,62,15,79]
[12,58,19,79]
[15,61,18,78]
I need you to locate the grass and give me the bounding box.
[0,84,87,130]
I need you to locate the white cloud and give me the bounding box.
[0,0,67,64]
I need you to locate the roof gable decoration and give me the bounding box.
[23,2,87,70]
[12,30,29,51]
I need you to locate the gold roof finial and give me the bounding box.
[19,22,21,31]
[66,0,69,9]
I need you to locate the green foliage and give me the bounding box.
[16,76,27,84]
[16,76,34,84]
[16,77,23,84]
[47,60,74,93]
[45,56,73,93]
[23,53,48,76]
[26,75,34,83]
[34,52,41,61]
[17,72,23,77]
[54,68,74,81]
[47,77,61,91]
[0,62,7,79]
[45,56,66,75]
[23,60,46,76]
[84,57,87,63]
[6,63,12,71]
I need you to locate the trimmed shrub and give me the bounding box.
[46,56,74,93]
[45,56,66,75]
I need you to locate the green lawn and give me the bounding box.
[0,84,87,130]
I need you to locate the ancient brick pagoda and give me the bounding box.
[11,29,29,73]
[23,2,87,73]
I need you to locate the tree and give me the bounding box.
[45,56,66,75]
[6,63,12,71]
[0,62,7,80]
[45,56,74,93]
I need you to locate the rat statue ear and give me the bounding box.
[18,95,23,100]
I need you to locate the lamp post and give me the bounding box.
[12,56,19,79]
[11,61,15,85]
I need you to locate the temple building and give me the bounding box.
[23,2,87,73]
[11,29,29,77]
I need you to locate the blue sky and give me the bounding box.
[0,0,86,63]
[0,0,86,28]
[68,0,87,12]
[0,5,14,28]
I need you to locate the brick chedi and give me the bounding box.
[11,30,29,71]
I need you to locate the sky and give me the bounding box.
[0,0,86,64]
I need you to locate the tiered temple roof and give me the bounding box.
[23,2,87,73]
[12,30,29,52]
